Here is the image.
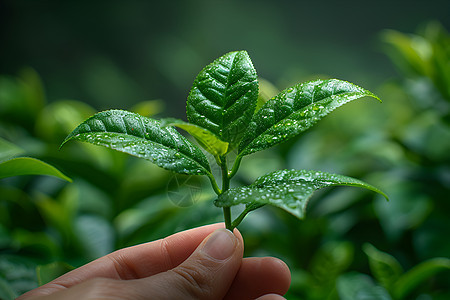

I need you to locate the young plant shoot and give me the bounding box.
[61,51,388,231]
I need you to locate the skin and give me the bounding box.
[18,223,291,300]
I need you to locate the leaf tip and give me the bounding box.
[59,135,73,151]
[362,243,375,255]
[62,174,73,183]
[379,190,389,201]
[373,94,382,103]
[365,90,381,103]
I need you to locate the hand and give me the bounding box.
[18,223,291,299]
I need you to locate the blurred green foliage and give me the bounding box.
[1,22,450,299]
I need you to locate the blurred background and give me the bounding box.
[1,0,449,299]
[1,0,449,115]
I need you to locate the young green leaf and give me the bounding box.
[215,169,388,219]
[309,242,355,296]
[0,157,72,182]
[363,243,404,292]
[0,137,24,162]
[61,110,211,176]
[160,118,229,158]
[238,79,380,156]
[186,50,258,148]
[393,257,450,299]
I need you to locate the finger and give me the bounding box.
[58,254,289,300]
[225,256,291,300]
[127,228,244,299]
[256,294,287,300]
[17,223,227,299]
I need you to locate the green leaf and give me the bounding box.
[381,29,432,78]
[393,258,450,299]
[0,157,72,182]
[363,243,404,292]
[61,110,211,176]
[37,262,75,286]
[35,99,96,141]
[186,50,258,148]
[337,272,392,300]
[215,169,388,219]
[0,138,24,162]
[309,241,354,287]
[34,190,77,241]
[238,79,380,156]
[161,118,229,158]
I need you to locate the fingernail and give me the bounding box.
[201,229,236,260]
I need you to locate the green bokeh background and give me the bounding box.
[1,0,449,299]
[1,0,448,114]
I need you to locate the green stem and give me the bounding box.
[223,207,232,230]
[230,204,265,230]
[207,173,221,195]
[228,155,242,180]
[230,209,247,231]
[220,155,232,230]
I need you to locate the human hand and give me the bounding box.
[18,223,291,299]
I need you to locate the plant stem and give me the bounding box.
[207,173,221,195]
[223,207,232,230]
[230,204,264,230]
[220,155,232,230]
[230,210,247,231]
[220,156,230,191]
[228,155,242,180]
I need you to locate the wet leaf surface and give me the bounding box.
[239,79,380,156]
[215,169,388,219]
[186,50,258,148]
[61,110,211,175]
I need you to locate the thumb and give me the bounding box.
[133,228,243,299]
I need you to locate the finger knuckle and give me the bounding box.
[169,265,212,299]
